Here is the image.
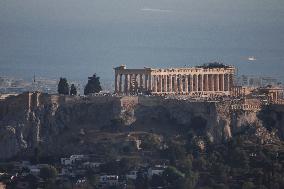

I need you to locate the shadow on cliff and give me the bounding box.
[257,105,284,140]
[129,104,209,138]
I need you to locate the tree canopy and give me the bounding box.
[40,165,58,181]
[70,84,77,95]
[57,78,69,95]
[197,62,231,68]
[84,74,102,95]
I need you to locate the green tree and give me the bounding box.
[40,165,58,181]
[192,157,207,171]
[58,78,69,95]
[118,158,137,175]
[70,84,77,95]
[242,181,255,189]
[150,174,166,188]
[84,74,102,95]
[162,142,186,163]
[184,170,199,189]
[178,159,193,175]
[135,171,149,189]
[162,166,184,188]
[86,169,99,188]
[100,160,118,174]
[230,147,249,169]
[140,135,160,151]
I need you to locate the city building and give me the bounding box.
[237,75,279,87]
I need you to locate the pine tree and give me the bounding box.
[84,74,102,95]
[70,84,77,95]
[58,78,69,95]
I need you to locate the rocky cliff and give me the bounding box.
[0,92,282,160]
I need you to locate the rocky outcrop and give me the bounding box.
[258,104,284,140]
[0,93,124,159]
[133,98,229,143]
[0,92,282,160]
[0,125,27,159]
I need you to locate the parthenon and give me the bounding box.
[114,63,235,96]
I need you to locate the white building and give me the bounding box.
[61,158,73,166]
[99,175,119,186]
[126,171,138,180]
[148,165,167,178]
[61,155,86,166]
[82,162,102,169]
[28,165,40,176]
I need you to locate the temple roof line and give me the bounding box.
[114,63,235,71]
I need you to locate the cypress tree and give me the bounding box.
[58,78,69,95]
[70,84,77,95]
[84,74,102,95]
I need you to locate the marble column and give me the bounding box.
[173,75,178,92]
[230,74,234,90]
[164,75,168,92]
[213,74,216,91]
[225,74,229,91]
[129,74,133,92]
[154,75,158,93]
[229,74,233,91]
[219,74,224,91]
[185,75,189,93]
[119,74,123,92]
[134,74,138,91]
[140,74,144,89]
[159,76,163,92]
[178,75,182,93]
[204,74,208,91]
[193,75,197,91]
[144,74,148,91]
[148,75,152,91]
[189,75,193,92]
[200,74,203,91]
[197,75,200,91]
[124,74,129,94]
[208,74,211,91]
[213,74,217,91]
[168,75,172,92]
[212,74,215,91]
[216,74,219,91]
[181,75,184,92]
[115,73,118,93]
[212,75,215,91]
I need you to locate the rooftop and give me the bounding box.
[196,62,232,69]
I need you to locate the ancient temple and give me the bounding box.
[114,63,235,96]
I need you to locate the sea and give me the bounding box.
[0,2,283,87]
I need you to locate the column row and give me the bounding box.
[115,73,152,94]
[115,73,233,94]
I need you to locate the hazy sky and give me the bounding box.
[0,0,284,82]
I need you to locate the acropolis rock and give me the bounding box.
[0,92,283,160]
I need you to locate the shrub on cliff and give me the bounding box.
[84,74,102,95]
[58,78,69,95]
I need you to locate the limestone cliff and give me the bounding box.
[258,104,284,140]
[0,92,282,160]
